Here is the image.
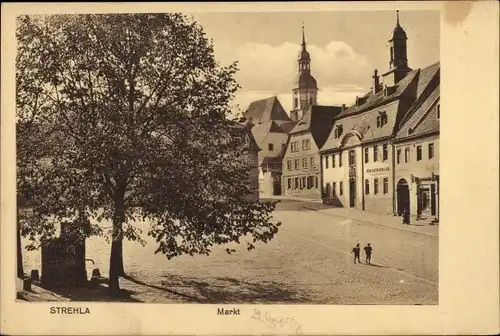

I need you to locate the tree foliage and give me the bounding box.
[16,13,280,293]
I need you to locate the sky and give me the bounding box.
[190,10,440,114]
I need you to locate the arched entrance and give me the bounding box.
[397,179,410,216]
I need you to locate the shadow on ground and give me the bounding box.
[261,199,336,213]
[45,283,142,302]
[125,273,312,303]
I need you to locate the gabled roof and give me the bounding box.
[395,84,440,141]
[274,120,297,134]
[337,67,419,118]
[228,120,261,152]
[290,105,343,149]
[244,96,291,124]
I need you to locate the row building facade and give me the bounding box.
[320,12,440,222]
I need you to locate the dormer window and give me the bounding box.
[384,85,396,97]
[376,111,388,128]
[334,125,343,139]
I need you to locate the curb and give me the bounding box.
[302,205,439,238]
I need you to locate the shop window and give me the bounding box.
[383,178,388,194]
[339,181,343,196]
[332,182,337,196]
[325,183,331,197]
[294,177,299,189]
[301,176,306,189]
[287,178,292,189]
[365,179,370,195]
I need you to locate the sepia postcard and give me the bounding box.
[1,1,499,335]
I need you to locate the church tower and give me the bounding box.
[382,11,412,86]
[290,25,318,122]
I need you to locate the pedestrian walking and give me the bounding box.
[402,208,410,225]
[351,243,361,264]
[364,243,373,265]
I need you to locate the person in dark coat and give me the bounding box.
[364,243,373,264]
[351,243,361,264]
[402,208,410,225]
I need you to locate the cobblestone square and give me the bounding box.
[22,199,438,304]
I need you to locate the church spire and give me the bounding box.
[396,10,400,26]
[302,23,306,48]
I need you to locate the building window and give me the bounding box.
[397,149,401,164]
[294,177,299,189]
[404,147,410,163]
[325,155,329,169]
[332,154,336,168]
[349,150,356,166]
[437,104,440,120]
[374,178,379,194]
[268,143,274,151]
[373,146,379,162]
[302,177,306,189]
[310,157,315,167]
[339,181,343,195]
[332,182,337,196]
[416,145,422,161]
[302,158,308,169]
[364,147,369,163]
[287,160,292,171]
[429,143,435,159]
[365,179,370,195]
[383,144,388,161]
[376,112,388,128]
[315,176,318,188]
[383,177,388,194]
[302,140,306,150]
[325,183,331,197]
[339,151,343,167]
[287,178,292,189]
[294,159,299,170]
[334,125,343,138]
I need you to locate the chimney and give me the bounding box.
[372,69,380,94]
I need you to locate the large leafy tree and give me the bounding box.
[16,13,280,295]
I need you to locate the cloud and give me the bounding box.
[222,40,373,93]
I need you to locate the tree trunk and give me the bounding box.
[116,239,125,276]
[108,238,122,296]
[108,194,126,296]
[17,215,24,278]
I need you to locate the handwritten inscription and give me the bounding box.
[251,308,303,334]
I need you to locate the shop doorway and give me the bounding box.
[397,179,410,215]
